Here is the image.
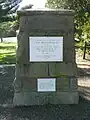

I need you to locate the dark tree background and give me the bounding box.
[46,0,90,42]
[0,0,22,22]
[0,0,34,40]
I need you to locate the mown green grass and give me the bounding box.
[0,42,16,64]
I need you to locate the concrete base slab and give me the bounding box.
[13,91,79,106]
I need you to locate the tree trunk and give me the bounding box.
[1,37,3,42]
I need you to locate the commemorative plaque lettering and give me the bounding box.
[29,37,63,62]
[37,78,56,92]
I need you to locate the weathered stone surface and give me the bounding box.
[56,77,78,91]
[13,91,79,105]
[26,15,73,32]
[49,92,79,104]
[64,48,76,62]
[13,9,78,105]
[22,77,37,92]
[16,32,29,64]
[14,76,78,93]
[15,64,29,77]
[13,77,22,93]
[69,77,78,90]
[63,33,74,49]
[49,63,77,77]
[17,9,75,16]
[56,77,70,91]
[28,63,49,77]
[19,16,28,30]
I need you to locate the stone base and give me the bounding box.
[13,91,79,106]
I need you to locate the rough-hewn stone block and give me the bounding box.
[28,63,49,77]
[13,91,79,105]
[56,77,70,91]
[13,9,78,105]
[69,77,78,90]
[49,63,77,77]
[63,33,74,49]
[22,77,37,92]
[16,33,29,64]
[26,15,73,32]
[63,48,75,62]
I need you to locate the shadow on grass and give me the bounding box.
[0,66,90,119]
[1,94,90,120]
[79,85,90,101]
[0,46,16,49]
[0,42,16,64]
[0,52,15,55]
[85,58,90,61]
[77,67,90,76]
[0,54,16,64]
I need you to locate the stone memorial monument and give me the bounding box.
[13,9,79,105]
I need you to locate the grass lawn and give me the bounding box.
[0,42,16,64]
[0,42,89,64]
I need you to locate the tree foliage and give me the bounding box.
[0,0,22,22]
[46,0,90,42]
[0,21,17,38]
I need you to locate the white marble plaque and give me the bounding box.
[29,37,63,62]
[37,78,56,92]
